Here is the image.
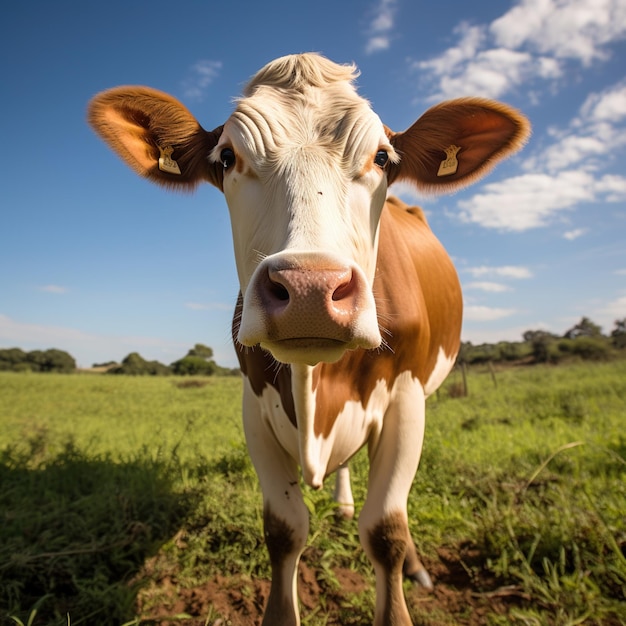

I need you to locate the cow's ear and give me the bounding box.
[88,86,224,191]
[386,98,530,193]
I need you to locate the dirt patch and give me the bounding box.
[173,379,211,389]
[136,559,369,625]
[135,543,529,625]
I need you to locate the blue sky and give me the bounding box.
[2,0,625,368]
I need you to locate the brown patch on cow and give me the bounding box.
[368,512,409,574]
[261,508,299,625]
[368,512,413,624]
[263,507,295,568]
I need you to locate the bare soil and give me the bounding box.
[136,543,525,625]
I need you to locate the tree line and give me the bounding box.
[0,348,76,373]
[1,317,624,374]
[98,343,240,376]
[0,343,239,376]
[459,317,626,366]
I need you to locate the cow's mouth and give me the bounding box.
[260,337,351,365]
[275,338,346,349]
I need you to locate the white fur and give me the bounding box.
[424,345,458,397]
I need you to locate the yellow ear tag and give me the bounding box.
[437,144,461,177]
[158,145,182,175]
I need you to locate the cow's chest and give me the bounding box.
[244,371,418,484]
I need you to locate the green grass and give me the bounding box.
[1,362,625,625]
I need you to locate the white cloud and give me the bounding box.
[435,47,534,100]
[464,281,512,292]
[416,22,485,77]
[465,265,533,279]
[456,169,626,231]
[182,60,222,101]
[602,294,626,317]
[537,135,607,172]
[456,79,626,233]
[593,294,626,329]
[490,0,626,65]
[39,285,68,294]
[464,305,517,321]
[418,4,626,234]
[526,81,626,174]
[415,0,626,101]
[364,0,398,54]
[563,228,588,240]
[581,82,626,123]
[596,173,626,201]
[615,269,626,276]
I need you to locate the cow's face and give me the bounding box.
[88,53,530,367]
[212,64,395,364]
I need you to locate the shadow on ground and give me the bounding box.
[0,439,196,626]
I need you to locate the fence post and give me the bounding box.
[488,361,498,389]
[461,362,468,397]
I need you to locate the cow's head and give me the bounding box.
[88,53,529,365]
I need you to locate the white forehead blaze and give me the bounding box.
[209,61,397,292]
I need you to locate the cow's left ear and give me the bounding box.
[88,86,224,191]
[386,97,530,193]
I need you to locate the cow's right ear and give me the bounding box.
[88,86,224,191]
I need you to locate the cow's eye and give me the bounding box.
[374,150,389,168]
[221,148,236,170]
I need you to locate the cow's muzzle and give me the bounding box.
[238,253,382,364]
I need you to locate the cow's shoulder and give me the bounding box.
[385,195,429,226]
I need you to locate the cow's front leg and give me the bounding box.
[242,383,308,626]
[358,375,427,626]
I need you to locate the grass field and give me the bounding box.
[1,361,625,625]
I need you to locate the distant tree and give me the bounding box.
[187,343,214,360]
[456,342,498,365]
[109,352,171,376]
[91,361,118,369]
[171,355,217,376]
[564,317,603,339]
[171,343,217,376]
[572,337,611,360]
[25,350,47,371]
[36,349,76,372]
[495,341,528,362]
[455,342,471,365]
[0,348,75,372]
[170,343,240,376]
[523,330,559,363]
[610,318,626,349]
[0,348,28,370]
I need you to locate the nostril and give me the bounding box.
[331,272,356,302]
[269,281,290,302]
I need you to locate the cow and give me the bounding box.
[88,53,529,625]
